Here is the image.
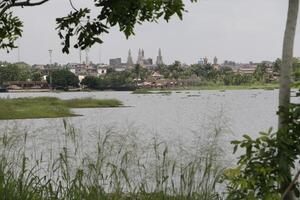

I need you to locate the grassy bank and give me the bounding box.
[188,83,280,90]
[132,83,280,94]
[0,97,123,120]
[133,84,279,94]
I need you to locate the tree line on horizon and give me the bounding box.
[1,58,300,90]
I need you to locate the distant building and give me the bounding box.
[65,62,107,77]
[32,64,46,70]
[237,64,257,75]
[144,58,153,66]
[127,49,134,68]
[223,60,236,67]
[156,48,164,66]
[151,71,164,80]
[204,57,208,65]
[213,56,218,65]
[137,49,144,66]
[198,58,204,65]
[197,57,209,65]
[109,58,122,67]
[136,48,156,68]
[212,56,220,70]
[66,63,87,75]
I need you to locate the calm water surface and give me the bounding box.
[0,89,289,162]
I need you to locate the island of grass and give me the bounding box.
[132,83,281,92]
[0,97,123,120]
[132,89,172,95]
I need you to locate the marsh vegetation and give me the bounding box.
[0,119,226,200]
[0,97,122,120]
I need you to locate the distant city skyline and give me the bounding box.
[0,0,299,65]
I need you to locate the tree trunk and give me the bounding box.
[279,0,299,199]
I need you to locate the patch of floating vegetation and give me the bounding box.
[132,89,171,95]
[0,97,123,120]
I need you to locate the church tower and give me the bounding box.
[204,56,208,65]
[127,49,134,67]
[213,56,218,65]
[156,48,164,65]
[137,48,144,66]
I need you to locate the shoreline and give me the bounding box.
[1,84,280,93]
[2,83,299,94]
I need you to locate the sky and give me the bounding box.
[0,0,297,65]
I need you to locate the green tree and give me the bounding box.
[105,70,134,88]
[47,69,79,89]
[31,70,43,81]
[254,63,268,83]
[274,58,281,73]
[81,76,103,89]
[0,64,30,84]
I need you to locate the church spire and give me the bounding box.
[156,48,164,66]
[137,48,144,66]
[213,56,218,65]
[127,49,133,67]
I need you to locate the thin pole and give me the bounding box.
[17,46,20,62]
[48,50,53,65]
[48,50,53,90]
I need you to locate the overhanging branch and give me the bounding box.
[0,0,49,17]
[11,0,49,7]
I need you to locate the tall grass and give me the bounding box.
[0,120,225,199]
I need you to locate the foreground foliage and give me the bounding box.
[0,0,198,53]
[224,91,300,199]
[0,118,224,200]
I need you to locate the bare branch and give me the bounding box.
[0,5,12,17]
[0,0,49,17]
[69,0,78,12]
[11,0,49,8]
[282,169,300,199]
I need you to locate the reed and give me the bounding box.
[0,120,225,199]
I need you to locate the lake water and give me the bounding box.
[1,89,298,164]
[1,89,299,195]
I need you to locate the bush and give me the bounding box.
[47,69,79,89]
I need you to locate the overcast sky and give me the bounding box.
[0,0,297,65]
